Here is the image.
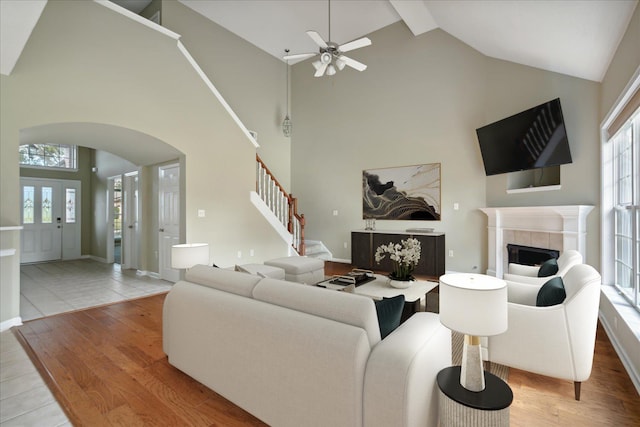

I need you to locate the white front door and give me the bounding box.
[159,164,180,282]
[21,178,81,263]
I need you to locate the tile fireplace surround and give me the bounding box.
[480,205,594,278]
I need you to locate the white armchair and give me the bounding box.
[487,263,601,400]
[503,249,583,286]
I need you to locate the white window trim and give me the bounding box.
[19,143,78,171]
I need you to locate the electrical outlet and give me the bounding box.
[454,203,459,210]
[197,209,205,218]
[250,249,254,257]
[333,210,339,216]
[343,242,348,249]
[448,250,454,257]
[237,251,242,259]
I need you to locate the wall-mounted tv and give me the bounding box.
[475,98,573,176]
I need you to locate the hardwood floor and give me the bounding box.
[14,294,266,426]
[12,265,640,426]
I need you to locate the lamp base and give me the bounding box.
[460,335,485,392]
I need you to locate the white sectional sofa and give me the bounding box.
[163,265,451,427]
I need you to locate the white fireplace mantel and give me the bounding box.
[479,205,593,277]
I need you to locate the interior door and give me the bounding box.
[159,163,180,282]
[122,172,139,270]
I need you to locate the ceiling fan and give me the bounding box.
[283,0,372,77]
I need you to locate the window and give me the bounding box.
[19,143,77,170]
[612,108,640,312]
[65,188,76,224]
[41,187,53,224]
[23,186,34,224]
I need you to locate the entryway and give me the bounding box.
[20,178,81,263]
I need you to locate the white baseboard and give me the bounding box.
[330,258,351,264]
[137,270,160,279]
[0,317,22,332]
[88,255,109,263]
[599,311,640,395]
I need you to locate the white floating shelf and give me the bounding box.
[506,184,561,194]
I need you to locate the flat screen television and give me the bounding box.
[475,98,573,176]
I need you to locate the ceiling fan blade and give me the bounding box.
[339,55,367,72]
[339,37,372,53]
[306,30,328,48]
[314,62,328,77]
[284,53,316,61]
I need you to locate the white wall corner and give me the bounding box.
[0,316,22,332]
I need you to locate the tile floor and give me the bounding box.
[0,259,173,426]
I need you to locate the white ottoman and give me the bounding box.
[264,257,325,284]
[234,264,286,280]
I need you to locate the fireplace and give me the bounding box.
[507,244,559,266]
[480,205,593,278]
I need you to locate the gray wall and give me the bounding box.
[291,23,601,271]
[0,0,290,324]
[162,0,292,190]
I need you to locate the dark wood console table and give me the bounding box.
[351,230,445,278]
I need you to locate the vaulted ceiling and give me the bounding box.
[178,0,639,82]
[1,0,638,81]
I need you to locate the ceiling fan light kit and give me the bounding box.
[283,0,372,78]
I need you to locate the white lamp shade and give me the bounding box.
[171,243,209,269]
[439,273,507,336]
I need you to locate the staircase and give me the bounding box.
[255,155,306,255]
[304,240,334,260]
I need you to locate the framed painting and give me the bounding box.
[363,163,441,221]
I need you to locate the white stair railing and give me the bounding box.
[256,155,305,255]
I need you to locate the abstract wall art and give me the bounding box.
[363,163,441,221]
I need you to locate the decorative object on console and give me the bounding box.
[439,273,507,392]
[171,243,209,270]
[363,163,441,220]
[375,237,421,288]
[364,218,376,230]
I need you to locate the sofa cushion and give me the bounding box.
[185,264,261,297]
[537,258,559,277]
[536,276,566,306]
[264,256,324,274]
[375,295,405,339]
[253,278,381,346]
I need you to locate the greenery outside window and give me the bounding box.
[19,143,77,170]
[612,108,640,312]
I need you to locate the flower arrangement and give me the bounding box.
[375,237,422,281]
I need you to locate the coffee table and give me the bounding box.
[319,274,438,321]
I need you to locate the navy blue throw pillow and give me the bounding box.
[538,258,559,277]
[536,276,566,307]
[375,295,405,339]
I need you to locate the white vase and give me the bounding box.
[388,278,414,289]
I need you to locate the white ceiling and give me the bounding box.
[1,1,637,81]
[178,0,639,82]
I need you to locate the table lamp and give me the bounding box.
[439,273,507,392]
[171,243,210,270]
